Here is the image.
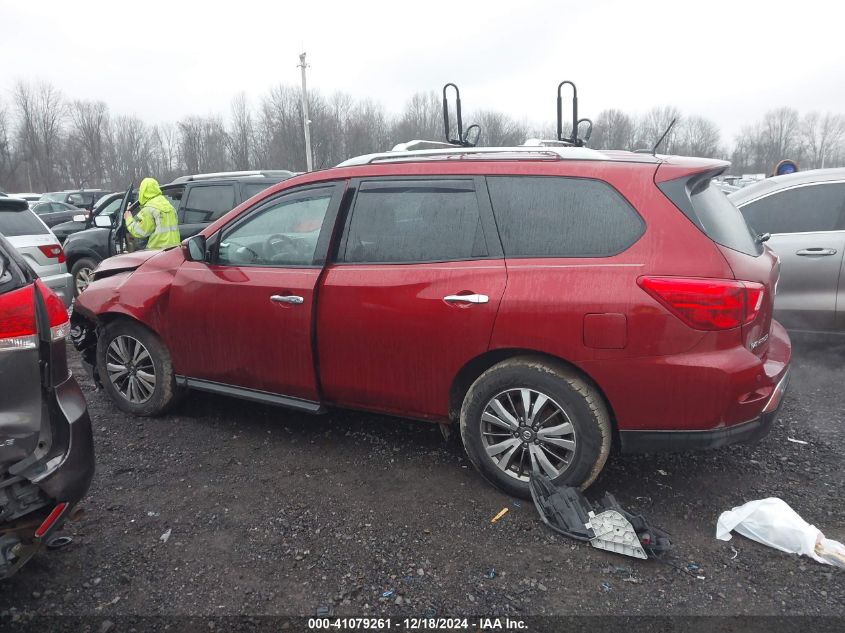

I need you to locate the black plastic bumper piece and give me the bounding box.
[35,376,96,503]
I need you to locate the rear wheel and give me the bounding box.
[460,357,611,498]
[96,320,176,416]
[70,257,98,296]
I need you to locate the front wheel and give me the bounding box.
[71,257,99,296]
[460,358,612,499]
[96,320,177,416]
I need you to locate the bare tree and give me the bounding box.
[14,81,65,190]
[675,115,721,157]
[109,115,155,185]
[636,106,682,153]
[0,99,17,189]
[590,109,636,150]
[470,111,529,147]
[390,91,442,144]
[228,93,254,170]
[802,112,845,169]
[67,100,110,187]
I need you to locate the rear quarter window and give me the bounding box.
[486,176,644,258]
[0,210,50,236]
[660,176,762,256]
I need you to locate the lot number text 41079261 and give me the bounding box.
[307,617,528,630]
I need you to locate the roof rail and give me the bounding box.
[337,145,606,167]
[169,169,296,184]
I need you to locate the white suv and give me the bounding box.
[0,197,73,307]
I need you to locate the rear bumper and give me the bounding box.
[619,369,790,453]
[40,271,74,308]
[0,376,94,578]
[32,375,96,502]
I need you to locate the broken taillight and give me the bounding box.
[638,276,765,331]
[36,280,71,342]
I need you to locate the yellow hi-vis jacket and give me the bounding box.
[125,177,180,249]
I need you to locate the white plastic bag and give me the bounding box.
[716,497,841,566]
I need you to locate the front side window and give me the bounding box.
[741,183,845,235]
[183,185,236,224]
[217,188,333,267]
[342,180,487,263]
[98,197,123,218]
[486,176,644,258]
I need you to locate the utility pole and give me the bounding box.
[298,52,313,172]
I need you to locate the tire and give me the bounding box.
[96,319,177,416]
[459,357,612,499]
[71,257,99,297]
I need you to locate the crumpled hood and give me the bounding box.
[94,250,160,277]
[138,178,162,205]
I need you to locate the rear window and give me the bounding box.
[486,176,644,258]
[183,185,236,223]
[0,210,50,236]
[243,182,274,200]
[660,177,762,256]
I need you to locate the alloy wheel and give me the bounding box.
[105,335,156,403]
[75,267,93,294]
[480,388,577,482]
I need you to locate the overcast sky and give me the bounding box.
[2,0,844,145]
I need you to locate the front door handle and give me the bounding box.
[270,294,304,304]
[444,294,489,304]
[796,248,837,256]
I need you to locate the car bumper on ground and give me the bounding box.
[40,271,74,308]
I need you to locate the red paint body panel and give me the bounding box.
[166,262,321,400]
[74,153,791,441]
[316,260,506,419]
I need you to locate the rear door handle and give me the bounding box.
[444,294,489,304]
[270,294,304,304]
[796,248,837,256]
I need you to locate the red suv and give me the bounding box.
[71,145,791,498]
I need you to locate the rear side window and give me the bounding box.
[660,177,762,256]
[0,210,49,236]
[486,176,644,258]
[740,183,845,235]
[343,180,487,263]
[182,185,236,223]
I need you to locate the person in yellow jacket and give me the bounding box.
[123,177,181,249]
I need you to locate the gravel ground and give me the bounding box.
[1,332,843,627]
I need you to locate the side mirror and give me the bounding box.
[72,214,87,222]
[183,234,207,262]
[94,215,112,228]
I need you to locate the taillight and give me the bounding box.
[35,280,70,341]
[0,285,37,350]
[638,276,765,331]
[37,243,65,264]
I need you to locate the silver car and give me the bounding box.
[0,197,73,307]
[729,168,845,332]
